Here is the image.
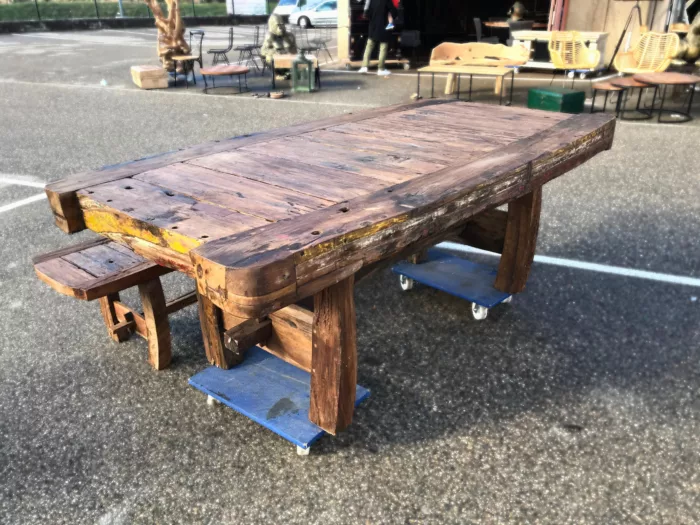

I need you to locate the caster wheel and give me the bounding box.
[297,445,310,456]
[471,303,488,321]
[567,71,575,79]
[403,63,411,70]
[513,68,520,74]
[503,296,513,304]
[579,73,587,80]
[399,275,414,291]
[345,63,352,70]
[207,395,219,406]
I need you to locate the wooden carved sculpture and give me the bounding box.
[143,0,190,72]
[676,12,700,64]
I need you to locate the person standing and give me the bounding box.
[358,0,399,76]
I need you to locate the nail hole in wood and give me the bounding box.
[339,207,349,213]
[311,230,320,235]
[200,235,209,239]
[387,189,394,193]
[106,199,112,203]
[107,259,114,264]
[164,191,175,197]
[124,186,133,190]
[172,226,179,230]
[86,190,94,194]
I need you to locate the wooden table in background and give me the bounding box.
[45,101,615,435]
[484,21,547,29]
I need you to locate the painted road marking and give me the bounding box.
[0,193,46,214]
[439,242,700,288]
[0,176,46,189]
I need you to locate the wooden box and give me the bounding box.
[527,86,585,114]
[131,65,168,90]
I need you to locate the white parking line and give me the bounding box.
[439,242,700,288]
[0,175,46,189]
[0,193,46,214]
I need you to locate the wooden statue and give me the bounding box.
[677,13,700,64]
[143,0,190,72]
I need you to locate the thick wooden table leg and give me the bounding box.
[99,292,132,342]
[309,275,357,435]
[138,279,172,370]
[196,290,239,369]
[495,187,542,294]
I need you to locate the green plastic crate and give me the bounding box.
[527,86,586,114]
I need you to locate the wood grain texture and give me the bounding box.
[494,188,542,294]
[309,275,357,435]
[138,278,172,370]
[45,99,455,233]
[33,240,171,301]
[192,111,615,317]
[261,304,313,372]
[197,290,238,369]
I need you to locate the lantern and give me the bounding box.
[291,51,315,93]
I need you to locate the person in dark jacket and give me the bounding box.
[358,0,399,76]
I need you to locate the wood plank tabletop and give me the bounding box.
[46,100,615,317]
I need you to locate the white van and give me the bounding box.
[272,0,319,16]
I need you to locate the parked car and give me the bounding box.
[289,0,338,28]
[272,0,318,17]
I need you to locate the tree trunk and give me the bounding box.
[143,0,190,72]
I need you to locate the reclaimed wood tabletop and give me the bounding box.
[45,100,615,434]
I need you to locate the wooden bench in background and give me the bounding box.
[33,238,197,370]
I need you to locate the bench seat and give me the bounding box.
[33,238,197,370]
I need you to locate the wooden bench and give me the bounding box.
[33,238,197,370]
[423,42,529,96]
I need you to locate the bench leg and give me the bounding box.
[494,187,542,294]
[138,279,172,370]
[99,293,132,343]
[196,290,240,369]
[309,275,357,435]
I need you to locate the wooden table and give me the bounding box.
[45,101,615,435]
[483,21,547,29]
[633,72,700,124]
[200,65,250,94]
[417,65,515,105]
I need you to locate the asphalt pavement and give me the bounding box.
[1,27,700,524]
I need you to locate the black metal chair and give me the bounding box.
[507,20,533,46]
[474,18,499,44]
[308,26,334,63]
[398,30,421,69]
[172,30,205,88]
[235,25,262,72]
[208,27,234,66]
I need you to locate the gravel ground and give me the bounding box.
[1,27,699,525]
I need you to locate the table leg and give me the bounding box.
[197,290,240,369]
[509,70,514,106]
[456,74,461,100]
[658,84,667,123]
[494,187,542,294]
[138,279,172,370]
[309,275,357,435]
[99,293,131,343]
[416,71,420,98]
[495,75,502,96]
[468,74,473,102]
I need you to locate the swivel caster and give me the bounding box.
[579,73,587,80]
[207,395,220,406]
[471,303,488,321]
[503,295,513,304]
[567,71,575,79]
[403,62,411,70]
[513,68,520,74]
[399,275,414,291]
[296,445,310,456]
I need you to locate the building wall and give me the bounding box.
[566,0,672,61]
